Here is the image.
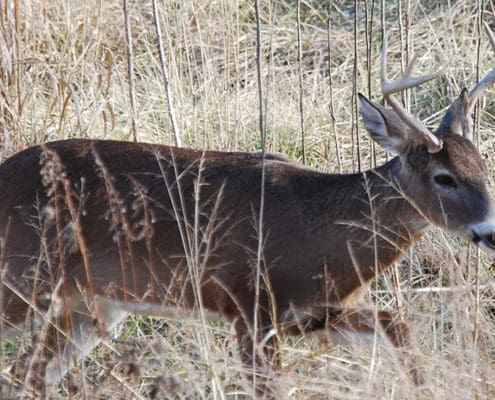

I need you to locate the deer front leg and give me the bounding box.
[233,317,281,398]
[329,308,422,384]
[325,308,411,347]
[294,307,422,385]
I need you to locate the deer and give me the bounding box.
[1,39,495,397]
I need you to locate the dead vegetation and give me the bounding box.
[1,1,495,399]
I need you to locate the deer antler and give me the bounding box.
[380,36,444,153]
[466,21,495,114]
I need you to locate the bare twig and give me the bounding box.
[365,0,376,169]
[123,0,138,142]
[253,0,267,394]
[353,0,361,172]
[152,0,181,147]
[297,0,306,164]
[466,21,495,117]
[326,7,342,172]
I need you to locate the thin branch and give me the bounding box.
[253,0,267,394]
[123,0,138,142]
[467,21,495,115]
[326,6,342,172]
[353,0,361,172]
[152,0,182,147]
[297,0,306,164]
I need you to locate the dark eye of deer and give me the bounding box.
[434,174,457,188]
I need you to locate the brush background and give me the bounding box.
[1,1,495,399]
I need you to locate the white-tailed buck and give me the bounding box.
[1,39,495,396]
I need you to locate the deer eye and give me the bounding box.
[434,173,457,188]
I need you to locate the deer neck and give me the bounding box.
[320,157,430,281]
[368,158,428,267]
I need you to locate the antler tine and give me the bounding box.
[467,21,495,114]
[380,36,444,153]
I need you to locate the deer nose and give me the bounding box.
[471,223,495,252]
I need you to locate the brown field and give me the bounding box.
[1,1,495,399]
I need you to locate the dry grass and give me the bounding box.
[1,0,495,399]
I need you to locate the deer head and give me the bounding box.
[359,37,495,255]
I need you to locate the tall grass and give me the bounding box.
[1,0,495,399]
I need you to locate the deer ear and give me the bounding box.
[438,88,473,141]
[359,93,407,155]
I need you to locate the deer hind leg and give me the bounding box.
[17,290,128,396]
[43,293,128,384]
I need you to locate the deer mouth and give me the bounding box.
[471,226,495,255]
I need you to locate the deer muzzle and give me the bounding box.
[471,222,495,255]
